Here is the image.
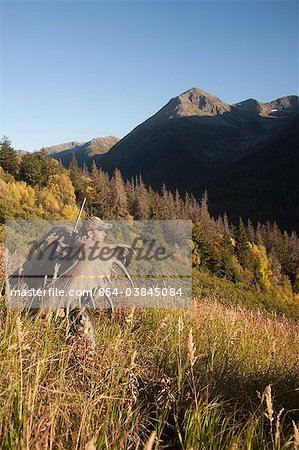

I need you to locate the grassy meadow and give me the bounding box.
[0,270,299,449]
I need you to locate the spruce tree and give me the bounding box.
[19,152,46,187]
[174,189,183,219]
[235,218,255,271]
[134,175,150,219]
[69,154,85,201]
[157,184,168,219]
[0,136,19,176]
[90,163,111,218]
[109,169,128,218]
[125,178,135,215]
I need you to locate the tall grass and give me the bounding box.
[0,296,298,449]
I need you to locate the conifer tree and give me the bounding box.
[90,163,111,218]
[255,222,264,246]
[90,160,98,179]
[216,215,225,234]
[192,192,223,273]
[190,193,201,220]
[109,169,128,218]
[184,192,192,219]
[235,218,257,273]
[134,175,150,219]
[125,179,134,215]
[158,184,171,219]
[246,219,256,243]
[223,212,230,235]
[19,152,48,187]
[174,189,184,219]
[148,187,159,219]
[0,136,19,176]
[68,154,85,201]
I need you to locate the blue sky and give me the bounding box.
[0,1,298,150]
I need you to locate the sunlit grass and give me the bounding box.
[0,293,298,449]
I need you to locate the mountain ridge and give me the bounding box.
[39,86,299,229]
[93,88,298,191]
[234,95,298,118]
[45,136,119,167]
[42,88,298,163]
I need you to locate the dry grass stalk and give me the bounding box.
[264,385,274,446]
[144,430,157,450]
[274,408,284,448]
[84,434,98,450]
[264,385,274,422]
[293,421,299,450]
[187,328,197,367]
[178,316,184,335]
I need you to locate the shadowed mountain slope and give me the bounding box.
[95,88,298,194]
[207,117,299,231]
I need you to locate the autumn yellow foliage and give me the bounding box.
[248,242,272,291]
[0,168,78,220]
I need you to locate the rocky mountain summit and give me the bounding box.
[150,88,232,122]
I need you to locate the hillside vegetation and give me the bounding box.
[0,137,298,448]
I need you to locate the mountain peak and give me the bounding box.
[150,87,232,123]
[180,87,212,97]
[176,87,231,117]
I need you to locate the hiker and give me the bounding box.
[7,214,134,358]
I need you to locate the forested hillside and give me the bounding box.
[1,137,299,318]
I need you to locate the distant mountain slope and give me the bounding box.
[96,88,298,193]
[44,141,84,155]
[207,117,299,231]
[45,136,119,167]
